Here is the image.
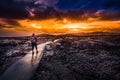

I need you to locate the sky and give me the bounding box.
[0,0,120,37]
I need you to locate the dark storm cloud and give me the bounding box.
[0,0,30,19]
[2,19,20,26]
[0,0,59,19]
[95,10,120,20]
[104,0,120,9]
[0,23,14,29]
[0,0,120,20]
[0,18,21,29]
[56,0,120,20]
[0,24,5,28]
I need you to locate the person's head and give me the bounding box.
[32,33,35,36]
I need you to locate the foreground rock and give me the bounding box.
[31,36,120,80]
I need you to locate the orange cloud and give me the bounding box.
[0,17,120,36]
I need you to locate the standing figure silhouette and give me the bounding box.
[30,33,38,55]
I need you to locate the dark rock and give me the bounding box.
[31,37,120,80]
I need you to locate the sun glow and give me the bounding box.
[63,18,68,24]
[4,18,120,35]
[30,23,41,29]
[65,23,89,29]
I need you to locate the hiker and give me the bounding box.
[30,33,38,55]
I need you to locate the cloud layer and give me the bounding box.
[0,0,120,20]
[0,0,120,37]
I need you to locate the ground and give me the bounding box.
[0,32,120,80]
[31,33,120,80]
[0,36,52,75]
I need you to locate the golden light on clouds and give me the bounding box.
[0,17,120,36]
[17,18,120,34]
[63,18,68,24]
[30,23,42,29]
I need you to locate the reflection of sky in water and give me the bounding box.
[0,42,51,80]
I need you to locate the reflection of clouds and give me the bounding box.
[31,53,39,67]
[31,55,34,67]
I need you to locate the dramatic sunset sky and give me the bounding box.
[0,0,120,36]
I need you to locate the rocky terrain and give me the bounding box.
[0,38,29,75]
[0,36,52,75]
[31,34,120,80]
[0,33,120,80]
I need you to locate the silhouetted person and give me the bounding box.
[30,33,38,55]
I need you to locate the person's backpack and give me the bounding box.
[31,37,35,43]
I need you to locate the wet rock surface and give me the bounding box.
[0,40,27,75]
[0,37,54,76]
[31,36,120,80]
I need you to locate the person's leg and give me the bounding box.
[32,43,35,55]
[35,43,38,53]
